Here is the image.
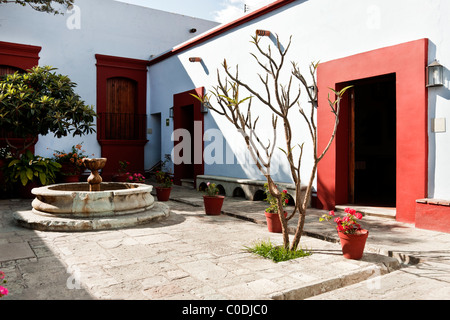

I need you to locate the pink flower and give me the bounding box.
[328,210,335,216]
[355,212,363,219]
[0,285,8,297]
[345,208,356,215]
[0,271,4,280]
[334,217,341,224]
[282,190,288,194]
[284,199,289,204]
[207,182,210,186]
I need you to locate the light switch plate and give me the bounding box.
[432,118,446,133]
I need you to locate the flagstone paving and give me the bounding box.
[1,185,450,300]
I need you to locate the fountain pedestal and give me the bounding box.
[83,158,106,192]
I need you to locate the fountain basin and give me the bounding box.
[31,182,154,218]
[14,182,170,232]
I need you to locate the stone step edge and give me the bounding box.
[13,202,170,232]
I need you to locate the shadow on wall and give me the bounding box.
[427,40,450,198]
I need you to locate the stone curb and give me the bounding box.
[13,202,170,232]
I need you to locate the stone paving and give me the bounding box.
[1,184,450,301]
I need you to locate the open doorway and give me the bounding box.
[178,104,195,181]
[173,87,205,187]
[348,73,396,207]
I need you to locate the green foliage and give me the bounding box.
[203,182,219,196]
[263,183,289,213]
[245,239,311,263]
[0,66,97,154]
[0,0,74,15]
[3,149,61,186]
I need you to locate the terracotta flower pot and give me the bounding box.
[264,211,287,233]
[338,229,369,260]
[155,186,172,201]
[203,195,224,215]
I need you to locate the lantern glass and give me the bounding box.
[427,60,444,87]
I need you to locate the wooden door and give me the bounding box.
[105,77,137,140]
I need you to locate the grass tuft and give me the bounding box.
[244,239,311,263]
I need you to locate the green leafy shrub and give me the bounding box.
[4,150,61,186]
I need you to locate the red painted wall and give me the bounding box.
[416,200,450,233]
[317,39,428,224]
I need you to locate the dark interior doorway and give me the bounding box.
[179,104,195,180]
[349,73,396,206]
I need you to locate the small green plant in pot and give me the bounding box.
[202,182,224,215]
[264,183,289,233]
[4,150,61,198]
[154,171,173,201]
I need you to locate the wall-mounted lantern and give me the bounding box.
[308,85,317,103]
[426,59,444,87]
[189,57,202,62]
[201,101,210,113]
[169,107,174,118]
[255,29,270,37]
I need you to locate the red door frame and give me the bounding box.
[317,39,428,224]
[0,41,41,153]
[173,87,205,186]
[95,54,148,179]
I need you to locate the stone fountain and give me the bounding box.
[13,158,170,231]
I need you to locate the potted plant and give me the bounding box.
[155,170,173,201]
[3,150,61,198]
[264,183,289,233]
[113,160,130,182]
[52,143,87,182]
[320,207,369,260]
[202,182,224,215]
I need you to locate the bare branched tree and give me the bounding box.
[193,34,351,251]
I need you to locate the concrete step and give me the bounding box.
[180,179,195,188]
[335,204,396,220]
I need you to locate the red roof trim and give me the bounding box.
[147,0,297,66]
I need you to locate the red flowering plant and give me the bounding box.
[127,172,145,182]
[320,207,365,234]
[264,183,289,213]
[52,143,87,175]
[118,160,130,174]
[155,171,173,188]
[0,270,8,298]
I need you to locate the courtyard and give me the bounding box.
[1,184,450,302]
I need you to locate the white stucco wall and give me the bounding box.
[0,0,218,161]
[149,0,450,199]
